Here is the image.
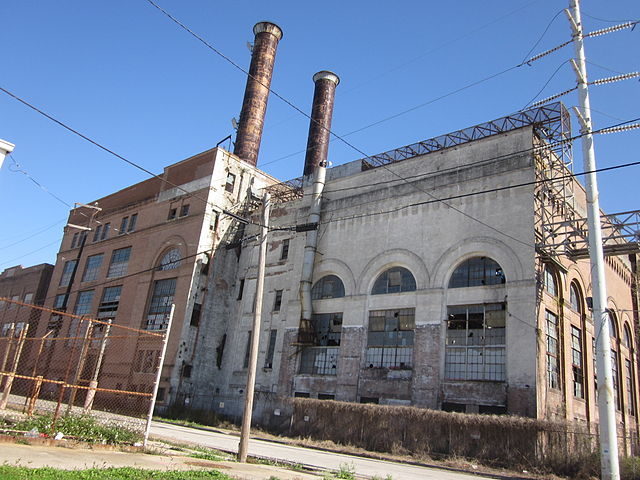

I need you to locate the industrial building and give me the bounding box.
[31,20,639,436]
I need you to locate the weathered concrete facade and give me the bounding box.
[187,111,638,434]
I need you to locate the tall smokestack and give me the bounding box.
[303,71,340,177]
[233,22,283,166]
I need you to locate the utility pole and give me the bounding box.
[566,1,619,478]
[238,192,270,463]
[0,139,15,171]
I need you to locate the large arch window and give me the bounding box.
[157,248,181,271]
[448,257,505,289]
[371,267,416,295]
[312,275,345,300]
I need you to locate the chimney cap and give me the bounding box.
[253,21,283,41]
[312,70,340,86]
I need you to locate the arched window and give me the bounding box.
[609,310,621,410]
[543,265,558,297]
[312,275,345,300]
[569,282,582,314]
[157,248,181,271]
[623,323,633,350]
[371,267,416,295]
[448,257,505,289]
[609,311,619,339]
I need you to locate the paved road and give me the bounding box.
[151,421,501,480]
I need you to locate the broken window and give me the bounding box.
[312,275,345,300]
[97,286,122,319]
[157,248,181,271]
[366,308,415,369]
[299,313,342,375]
[225,172,236,193]
[448,257,505,288]
[445,303,506,381]
[371,267,416,295]
[145,278,176,330]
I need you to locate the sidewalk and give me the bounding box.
[0,442,322,480]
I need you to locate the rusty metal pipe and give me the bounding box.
[303,71,340,177]
[233,22,283,166]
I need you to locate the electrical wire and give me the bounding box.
[0,219,66,251]
[521,60,571,110]
[520,9,565,65]
[0,86,268,230]
[0,237,63,268]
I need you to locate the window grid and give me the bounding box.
[299,346,339,375]
[145,278,176,330]
[445,304,506,381]
[280,239,289,260]
[312,275,345,300]
[448,257,505,288]
[546,310,560,390]
[128,213,137,232]
[571,325,584,398]
[264,329,277,369]
[59,260,77,287]
[82,254,103,282]
[74,290,94,315]
[544,266,557,297]
[612,349,621,410]
[366,308,415,369]
[371,267,416,295]
[107,247,131,278]
[98,286,122,319]
[626,359,635,416]
[119,217,128,235]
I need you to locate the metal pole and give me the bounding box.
[566,2,619,478]
[83,319,112,413]
[238,192,271,462]
[143,304,175,448]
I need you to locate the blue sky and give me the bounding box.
[0,0,638,269]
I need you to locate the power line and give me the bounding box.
[0,86,268,230]
[522,60,570,110]
[0,237,63,268]
[0,219,66,251]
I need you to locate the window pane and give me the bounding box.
[448,257,505,288]
[312,275,345,300]
[59,260,78,287]
[108,247,131,278]
[74,290,94,315]
[145,278,176,330]
[371,267,416,295]
[98,286,122,318]
[82,254,103,282]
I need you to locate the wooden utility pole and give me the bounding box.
[238,192,270,462]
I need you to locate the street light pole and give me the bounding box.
[238,192,271,463]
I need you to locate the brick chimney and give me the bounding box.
[303,71,340,177]
[233,22,283,166]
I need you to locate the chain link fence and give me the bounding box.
[0,297,170,440]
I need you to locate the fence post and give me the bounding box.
[27,376,43,416]
[67,320,93,413]
[84,319,112,413]
[143,304,175,448]
[0,324,29,409]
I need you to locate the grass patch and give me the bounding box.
[188,446,232,462]
[0,466,233,479]
[1,414,142,445]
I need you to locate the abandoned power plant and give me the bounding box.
[2,20,639,442]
